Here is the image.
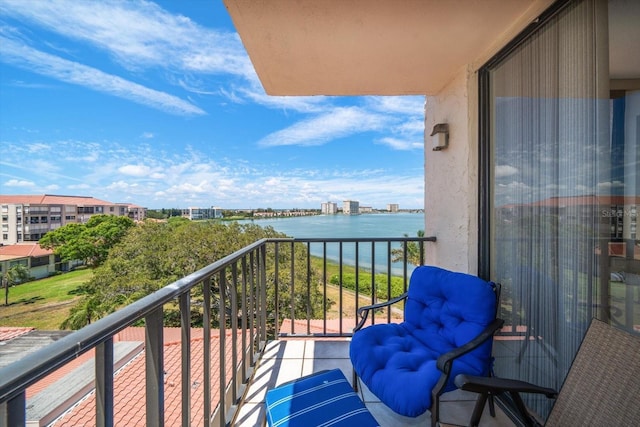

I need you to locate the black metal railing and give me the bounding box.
[0,236,435,426]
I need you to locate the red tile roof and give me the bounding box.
[0,243,53,261]
[0,327,34,342]
[25,328,200,400]
[49,329,242,426]
[0,194,116,206]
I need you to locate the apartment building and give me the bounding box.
[0,195,146,245]
[387,204,399,213]
[0,243,60,280]
[320,202,338,214]
[181,206,223,220]
[127,204,146,222]
[342,200,359,215]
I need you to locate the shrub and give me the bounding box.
[330,272,406,300]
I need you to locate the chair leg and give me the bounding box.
[352,369,358,392]
[430,395,439,427]
[509,391,538,427]
[469,393,489,427]
[488,392,496,417]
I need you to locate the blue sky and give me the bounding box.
[0,0,425,209]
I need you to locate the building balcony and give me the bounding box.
[0,236,522,426]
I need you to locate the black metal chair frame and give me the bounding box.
[351,282,504,427]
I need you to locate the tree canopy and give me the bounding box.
[39,214,135,268]
[62,220,328,329]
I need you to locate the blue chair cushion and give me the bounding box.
[265,369,380,427]
[349,266,497,417]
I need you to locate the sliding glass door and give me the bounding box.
[482,0,639,419]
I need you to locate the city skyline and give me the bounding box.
[0,0,425,210]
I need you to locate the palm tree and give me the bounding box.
[3,264,30,306]
[391,230,425,266]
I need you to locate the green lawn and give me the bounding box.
[0,269,92,330]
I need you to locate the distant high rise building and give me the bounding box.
[343,200,360,215]
[321,202,338,214]
[387,204,399,212]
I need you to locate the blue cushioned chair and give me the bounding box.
[349,265,503,427]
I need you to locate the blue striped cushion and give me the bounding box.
[265,369,380,427]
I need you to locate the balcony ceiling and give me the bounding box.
[223,0,549,96]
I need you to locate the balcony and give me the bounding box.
[0,236,515,426]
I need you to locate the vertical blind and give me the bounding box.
[487,0,615,419]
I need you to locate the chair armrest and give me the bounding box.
[436,318,505,373]
[353,292,408,332]
[454,374,558,399]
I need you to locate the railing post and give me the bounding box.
[260,243,268,347]
[289,241,295,335]
[203,277,212,426]
[230,263,239,404]
[180,292,191,427]
[248,252,256,365]
[323,242,328,334]
[371,243,376,323]
[387,241,392,323]
[274,242,280,337]
[241,256,248,383]
[145,307,164,427]
[306,241,311,335]
[1,392,25,426]
[339,241,343,334]
[95,338,114,427]
[355,242,359,326]
[403,241,409,294]
[219,270,227,427]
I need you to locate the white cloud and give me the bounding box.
[118,164,154,177]
[237,84,328,114]
[393,119,425,136]
[26,142,51,153]
[68,183,91,190]
[4,179,35,187]
[377,137,423,151]
[140,132,154,139]
[258,107,391,147]
[1,0,248,71]
[161,181,212,195]
[597,180,625,190]
[0,35,205,116]
[107,181,139,190]
[495,165,519,177]
[497,181,530,191]
[367,96,425,116]
[9,80,55,89]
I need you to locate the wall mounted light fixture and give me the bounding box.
[430,123,449,151]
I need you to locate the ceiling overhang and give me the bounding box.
[223,0,554,96]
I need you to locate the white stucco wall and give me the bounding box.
[424,66,479,274]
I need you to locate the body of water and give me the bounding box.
[239,213,426,275]
[239,212,424,239]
